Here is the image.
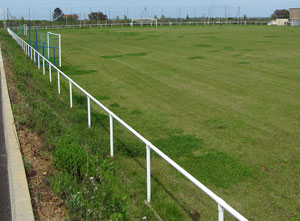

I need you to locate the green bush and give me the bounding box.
[50,172,77,199]
[54,143,87,178]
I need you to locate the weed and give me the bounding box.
[54,143,87,178]
[94,95,110,101]
[237,61,250,65]
[101,55,123,59]
[73,94,86,105]
[188,56,204,60]
[194,44,212,48]
[126,52,148,57]
[115,141,145,157]
[263,35,279,38]
[110,102,120,108]
[291,211,300,221]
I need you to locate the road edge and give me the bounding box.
[0,48,34,221]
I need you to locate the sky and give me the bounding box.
[0,0,299,20]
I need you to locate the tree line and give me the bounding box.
[52,8,108,21]
[52,7,291,22]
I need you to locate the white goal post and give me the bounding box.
[131,18,158,27]
[47,32,62,67]
[24,24,27,36]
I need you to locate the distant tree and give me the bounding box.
[272,9,289,19]
[88,12,107,21]
[271,14,276,20]
[160,14,166,20]
[53,8,63,21]
[186,14,190,21]
[124,15,127,20]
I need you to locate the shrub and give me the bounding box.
[54,143,87,178]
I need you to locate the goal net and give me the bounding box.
[47,32,61,67]
[16,24,27,36]
[131,18,158,27]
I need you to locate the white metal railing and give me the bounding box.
[8,28,248,221]
[24,20,268,30]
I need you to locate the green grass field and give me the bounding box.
[28,25,300,220]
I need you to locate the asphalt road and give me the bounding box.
[0,77,11,220]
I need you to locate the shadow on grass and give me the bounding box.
[115,137,199,220]
[60,65,97,76]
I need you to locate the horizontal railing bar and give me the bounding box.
[7,27,248,221]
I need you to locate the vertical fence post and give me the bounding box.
[42,58,45,75]
[110,115,113,157]
[69,81,73,108]
[87,96,91,128]
[30,48,33,60]
[47,33,50,59]
[37,54,40,69]
[33,51,36,63]
[59,34,62,67]
[218,204,224,221]
[146,145,151,203]
[49,63,52,82]
[53,47,56,66]
[57,71,60,94]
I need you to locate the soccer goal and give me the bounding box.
[23,24,27,36]
[130,7,158,27]
[47,32,61,67]
[131,18,158,27]
[16,24,27,36]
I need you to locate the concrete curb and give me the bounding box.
[0,48,34,221]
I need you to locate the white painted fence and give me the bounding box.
[8,27,248,221]
[27,20,267,30]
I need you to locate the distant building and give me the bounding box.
[290,8,300,26]
[267,19,289,26]
[63,14,79,21]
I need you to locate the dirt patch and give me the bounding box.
[3,54,68,220]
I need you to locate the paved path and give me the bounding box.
[0,76,11,220]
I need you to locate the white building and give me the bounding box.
[268,19,289,26]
